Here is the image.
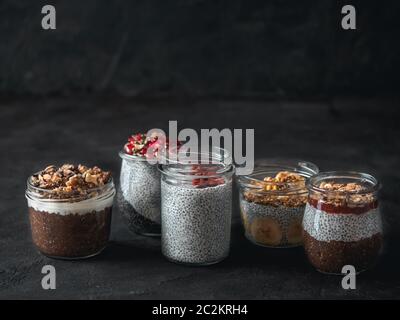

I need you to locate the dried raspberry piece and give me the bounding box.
[145,136,167,158]
[124,143,134,155]
[191,165,225,188]
[123,132,180,158]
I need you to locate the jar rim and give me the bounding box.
[237,159,318,193]
[307,171,381,195]
[161,146,232,164]
[158,147,234,180]
[119,150,148,162]
[26,174,115,201]
[159,163,234,180]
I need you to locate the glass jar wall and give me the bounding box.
[159,147,234,266]
[26,175,115,259]
[117,152,161,236]
[303,171,383,274]
[237,160,319,248]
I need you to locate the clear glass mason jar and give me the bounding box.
[26,177,115,259]
[159,147,234,266]
[303,171,383,274]
[237,160,319,248]
[117,151,161,236]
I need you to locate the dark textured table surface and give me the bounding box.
[1,96,399,299]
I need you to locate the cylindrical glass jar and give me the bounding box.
[303,171,383,274]
[159,147,234,266]
[237,160,319,248]
[117,152,161,236]
[26,177,115,259]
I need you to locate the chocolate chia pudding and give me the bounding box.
[159,149,234,265]
[237,161,318,248]
[303,172,383,274]
[26,164,115,259]
[117,133,178,236]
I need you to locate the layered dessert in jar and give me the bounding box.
[118,133,175,236]
[26,164,115,259]
[303,171,383,274]
[159,148,234,265]
[237,160,319,248]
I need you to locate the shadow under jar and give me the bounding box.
[303,171,383,275]
[26,175,115,260]
[118,151,161,236]
[159,147,234,266]
[237,160,319,248]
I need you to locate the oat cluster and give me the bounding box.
[244,171,307,207]
[313,181,375,206]
[30,164,112,199]
[318,182,363,192]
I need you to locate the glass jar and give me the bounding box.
[159,147,234,266]
[237,160,319,248]
[117,151,161,236]
[303,171,383,274]
[26,177,115,259]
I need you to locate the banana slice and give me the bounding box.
[240,205,250,232]
[287,219,303,245]
[250,217,282,246]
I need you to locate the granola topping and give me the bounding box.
[30,164,112,199]
[311,181,375,208]
[244,171,307,207]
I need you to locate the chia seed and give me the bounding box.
[240,199,305,248]
[161,180,232,265]
[236,162,319,249]
[302,203,383,274]
[117,158,161,236]
[302,203,382,242]
[303,172,383,274]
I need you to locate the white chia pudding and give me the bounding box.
[303,204,382,242]
[117,159,161,235]
[161,180,232,265]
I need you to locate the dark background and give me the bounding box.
[0,0,399,300]
[1,0,399,97]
